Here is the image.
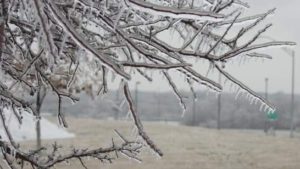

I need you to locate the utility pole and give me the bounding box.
[36,92,42,149]
[290,51,295,138]
[156,92,161,121]
[263,36,295,138]
[261,36,296,138]
[36,82,46,149]
[217,73,221,130]
[114,90,120,120]
[264,78,269,135]
[135,82,140,113]
[192,93,196,126]
[265,78,269,100]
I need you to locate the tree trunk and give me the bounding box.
[36,81,46,149]
[0,0,8,58]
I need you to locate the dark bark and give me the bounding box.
[0,0,8,59]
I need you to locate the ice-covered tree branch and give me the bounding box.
[0,0,296,168]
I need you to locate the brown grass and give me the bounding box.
[4,118,300,169]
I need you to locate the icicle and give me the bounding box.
[131,125,138,137]
[214,90,220,98]
[246,93,250,100]
[250,96,255,105]
[205,64,212,77]
[266,107,272,114]
[235,91,240,100]
[229,83,234,92]
[119,99,126,110]
[181,108,187,118]
[264,104,270,112]
[234,85,240,93]
[206,87,210,96]
[111,71,116,82]
[150,70,154,79]
[234,87,241,100]
[259,102,265,112]
[254,98,259,105]
[270,108,276,114]
[125,110,132,120]
[240,90,245,98]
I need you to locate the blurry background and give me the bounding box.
[6,0,300,169]
[41,91,300,131]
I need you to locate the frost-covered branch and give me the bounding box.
[123,82,163,156]
[0,136,142,169]
[0,0,296,168]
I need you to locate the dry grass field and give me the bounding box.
[6,118,300,169]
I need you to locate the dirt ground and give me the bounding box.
[4,118,300,169]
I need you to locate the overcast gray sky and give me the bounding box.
[227,0,300,94]
[121,0,300,94]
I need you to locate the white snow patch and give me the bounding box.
[0,109,75,142]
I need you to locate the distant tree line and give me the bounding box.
[41,91,300,130]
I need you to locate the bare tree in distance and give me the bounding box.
[0,0,296,168]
